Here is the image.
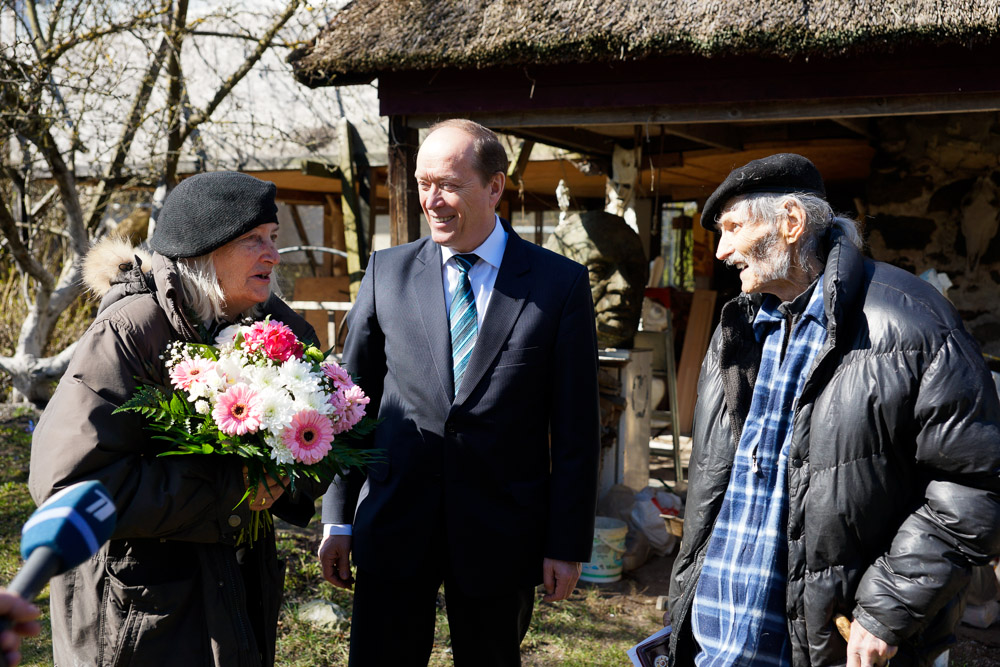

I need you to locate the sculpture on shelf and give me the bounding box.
[545,210,648,349]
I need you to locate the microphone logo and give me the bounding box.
[86,489,115,522]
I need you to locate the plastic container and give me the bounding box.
[581,516,628,583]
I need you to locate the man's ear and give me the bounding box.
[782,200,807,245]
[489,172,505,208]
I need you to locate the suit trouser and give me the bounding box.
[348,565,535,667]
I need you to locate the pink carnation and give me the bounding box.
[243,320,303,362]
[331,384,369,434]
[170,357,216,390]
[282,409,334,464]
[212,383,263,435]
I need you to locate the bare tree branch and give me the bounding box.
[45,0,68,46]
[42,8,168,66]
[186,30,294,48]
[162,0,191,186]
[0,192,54,290]
[0,339,77,383]
[23,0,50,56]
[84,32,172,231]
[29,185,59,219]
[0,0,374,403]
[33,128,89,256]
[182,0,301,142]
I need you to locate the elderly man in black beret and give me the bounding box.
[667,154,1000,667]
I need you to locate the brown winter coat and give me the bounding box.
[29,239,321,667]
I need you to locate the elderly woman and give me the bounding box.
[29,172,322,667]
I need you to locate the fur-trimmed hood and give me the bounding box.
[82,237,154,298]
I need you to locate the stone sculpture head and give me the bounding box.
[545,211,648,348]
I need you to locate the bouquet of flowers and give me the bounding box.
[116,318,376,544]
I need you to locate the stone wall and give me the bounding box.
[865,112,1000,356]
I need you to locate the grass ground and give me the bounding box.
[0,407,53,666]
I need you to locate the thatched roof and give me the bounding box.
[290,0,1000,87]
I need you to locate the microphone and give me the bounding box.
[0,480,116,631]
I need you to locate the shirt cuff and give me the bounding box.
[324,523,353,538]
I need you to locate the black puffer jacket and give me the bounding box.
[30,240,322,667]
[668,228,1000,666]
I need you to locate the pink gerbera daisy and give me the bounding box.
[331,384,369,434]
[282,409,334,464]
[169,357,216,390]
[212,383,263,435]
[321,362,353,390]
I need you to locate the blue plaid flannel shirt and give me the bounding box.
[691,276,827,666]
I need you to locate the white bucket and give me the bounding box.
[580,516,628,583]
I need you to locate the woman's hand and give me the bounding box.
[243,466,289,512]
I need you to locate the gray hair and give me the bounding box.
[722,192,863,278]
[175,254,272,324]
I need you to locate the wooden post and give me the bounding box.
[388,115,421,246]
[324,194,347,276]
[339,118,370,300]
[676,289,717,434]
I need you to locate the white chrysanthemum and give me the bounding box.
[215,353,246,387]
[257,385,296,433]
[243,363,283,392]
[186,379,210,401]
[264,432,296,465]
[277,358,318,394]
[194,399,211,415]
[294,386,334,415]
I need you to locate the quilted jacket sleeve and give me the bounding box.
[853,327,1000,645]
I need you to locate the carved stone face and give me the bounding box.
[544,211,648,348]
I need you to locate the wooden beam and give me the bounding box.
[388,115,421,245]
[301,160,342,180]
[381,44,1000,118]
[662,124,742,152]
[502,126,617,156]
[647,152,684,169]
[274,188,332,204]
[410,91,1000,128]
[831,117,875,140]
[508,139,535,182]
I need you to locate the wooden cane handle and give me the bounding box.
[835,614,852,641]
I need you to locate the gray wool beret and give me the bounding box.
[701,153,826,231]
[150,171,278,258]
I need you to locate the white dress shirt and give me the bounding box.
[440,215,507,325]
[324,216,509,539]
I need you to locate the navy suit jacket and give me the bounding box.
[322,221,600,594]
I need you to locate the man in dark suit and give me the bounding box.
[318,119,601,666]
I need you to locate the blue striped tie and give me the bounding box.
[450,253,478,397]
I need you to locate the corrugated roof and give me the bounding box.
[290,0,1000,87]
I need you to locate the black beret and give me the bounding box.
[150,171,278,258]
[701,153,826,230]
